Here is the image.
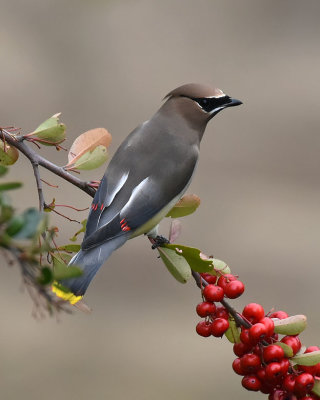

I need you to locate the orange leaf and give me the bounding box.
[66,128,112,167]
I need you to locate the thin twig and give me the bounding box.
[46,206,81,223]
[54,204,89,212]
[40,178,59,188]
[9,247,70,315]
[31,161,45,212]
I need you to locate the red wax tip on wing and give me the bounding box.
[120,218,125,224]
[100,204,104,210]
[94,204,98,211]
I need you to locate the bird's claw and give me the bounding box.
[151,235,170,249]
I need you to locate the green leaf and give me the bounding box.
[312,378,320,397]
[212,259,231,275]
[274,342,294,358]
[52,253,83,281]
[5,215,25,236]
[69,219,87,241]
[225,317,240,343]
[66,127,112,168]
[0,165,8,176]
[38,267,53,285]
[0,193,14,223]
[157,246,191,283]
[0,141,19,166]
[273,315,307,336]
[0,182,22,191]
[13,208,43,239]
[58,244,81,253]
[28,113,66,145]
[166,194,200,218]
[292,350,320,366]
[71,145,108,170]
[164,244,214,273]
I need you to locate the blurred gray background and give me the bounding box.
[1,1,320,399]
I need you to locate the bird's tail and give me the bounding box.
[52,235,128,302]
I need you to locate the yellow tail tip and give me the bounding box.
[51,282,83,305]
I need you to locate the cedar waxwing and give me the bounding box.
[56,83,242,302]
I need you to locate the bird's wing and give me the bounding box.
[81,124,199,250]
[84,171,129,238]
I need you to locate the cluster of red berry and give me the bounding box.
[196,273,245,337]
[195,272,320,399]
[233,304,320,399]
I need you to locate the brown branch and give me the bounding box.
[191,270,251,328]
[0,129,96,198]
[148,236,250,329]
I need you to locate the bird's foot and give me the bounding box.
[151,235,170,249]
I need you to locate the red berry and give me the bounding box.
[210,318,229,337]
[281,335,301,355]
[241,375,261,391]
[240,353,261,373]
[253,344,262,356]
[256,367,266,381]
[259,371,278,394]
[215,306,229,320]
[305,346,320,353]
[260,381,274,394]
[263,345,285,363]
[299,363,320,375]
[268,389,291,400]
[196,321,211,337]
[269,311,289,320]
[233,342,252,357]
[283,374,296,392]
[260,317,275,336]
[224,280,245,299]
[232,358,245,375]
[203,284,224,302]
[265,362,284,381]
[279,358,290,375]
[200,273,217,284]
[240,329,253,346]
[196,301,216,317]
[243,303,265,324]
[217,274,237,291]
[294,373,314,396]
[249,323,267,344]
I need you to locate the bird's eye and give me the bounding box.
[193,97,212,112]
[199,99,208,106]
[192,96,230,113]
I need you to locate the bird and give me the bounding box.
[53,83,242,303]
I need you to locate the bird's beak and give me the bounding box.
[225,97,243,108]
